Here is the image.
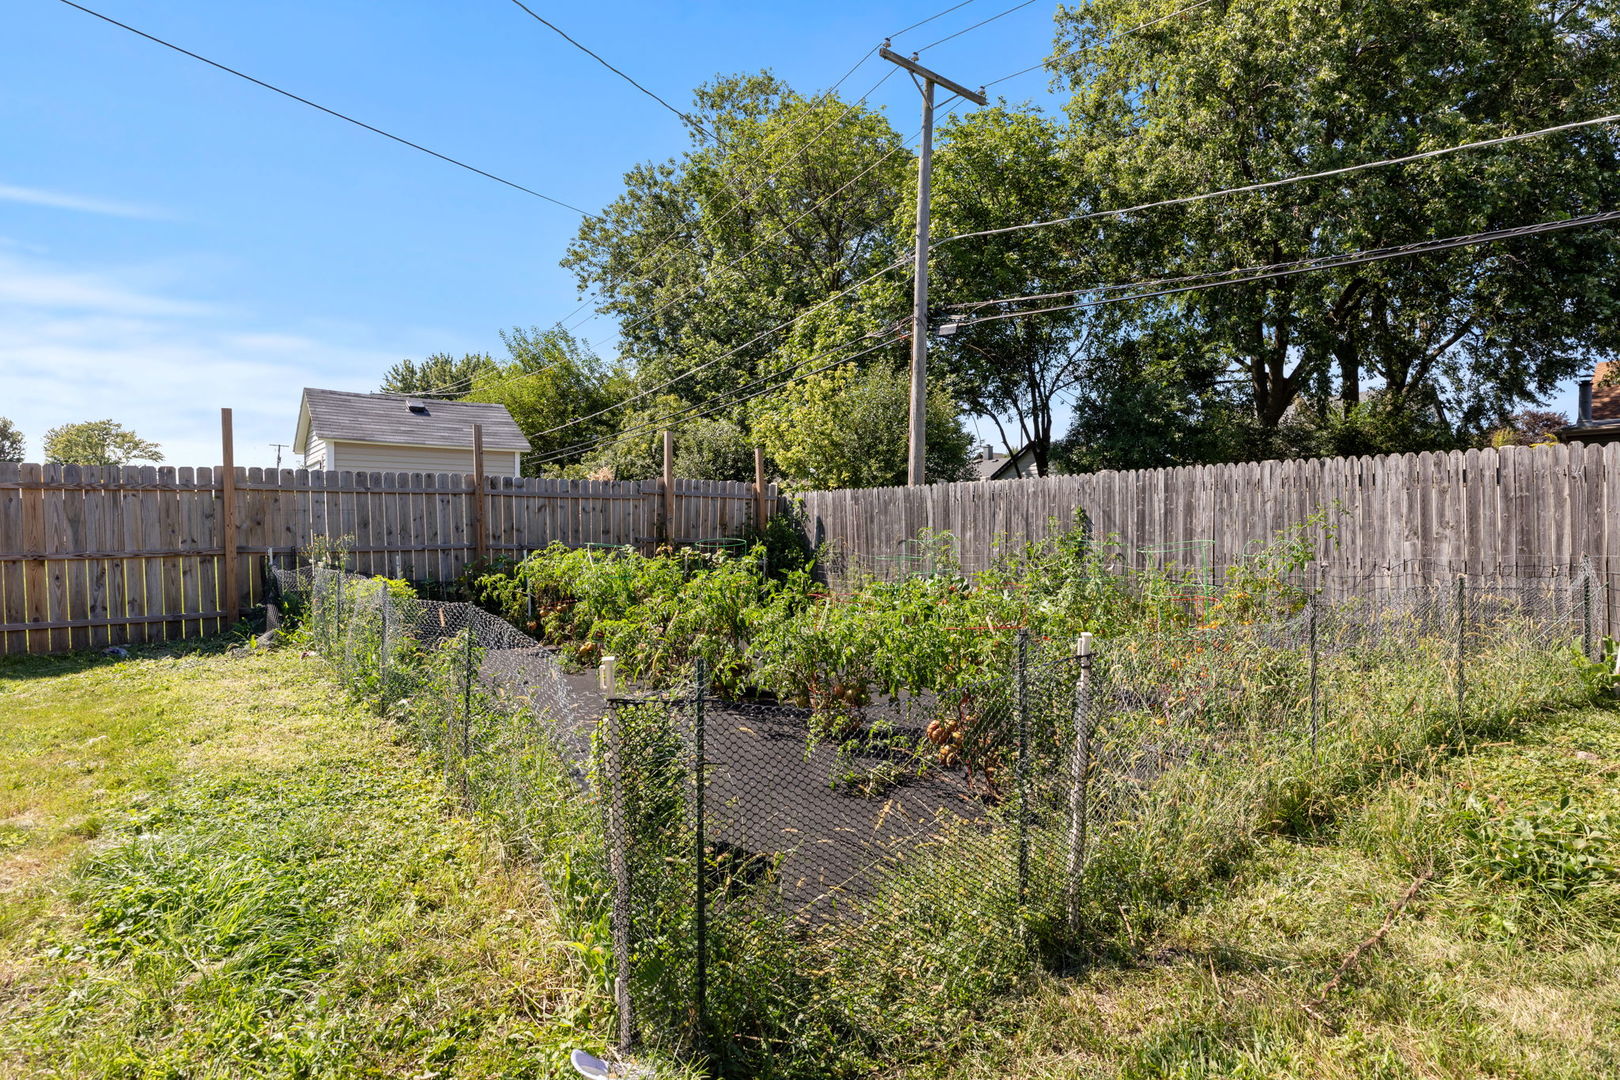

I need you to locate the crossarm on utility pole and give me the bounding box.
[878,49,988,105]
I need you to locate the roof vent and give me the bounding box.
[406,398,429,414]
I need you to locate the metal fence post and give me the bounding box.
[1015,629,1030,912]
[1583,570,1594,660]
[1455,574,1467,726]
[461,621,474,803]
[379,587,391,706]
[335,572,347,666]
[1308,597,1320,756]
[602,700,636,1056]
[693,656,709,1049]
[1067,632,1093,936]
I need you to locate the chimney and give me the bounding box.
[1579,380,1593,425]
[981,443,994,461]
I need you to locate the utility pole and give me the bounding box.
[269,443,289,470]
[881,46,986,486]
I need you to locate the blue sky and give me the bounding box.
[2,1,1587,468]
[3,0,1066,467]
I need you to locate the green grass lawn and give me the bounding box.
[895,702,1620,1080]
[0,642,607,1078]
[1,640,1616,1079]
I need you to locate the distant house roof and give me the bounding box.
[972,443,1042,481]
[293,388,532,455]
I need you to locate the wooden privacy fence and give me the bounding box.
[0,461,775,656]
[800,442,1620,626]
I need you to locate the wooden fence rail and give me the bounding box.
[799,442,1620,629]
[0,462,775,656]
[10,442,1615,656]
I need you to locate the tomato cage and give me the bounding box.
[1135,539,1219,615]
[693,536,749,558]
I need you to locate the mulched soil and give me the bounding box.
[700,702,995,915]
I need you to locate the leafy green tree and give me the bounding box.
[675,418,756,482]
[753,363,973,490]
[1056,332,1242,472]
[43,420,162,466]
[461,326,630,473]
[379,352,499,398]
[0,417,23,462]
[1053,0,1620,455]
[563,72,910,410]
[930,106,1125,475]
[1488,408,1570,447]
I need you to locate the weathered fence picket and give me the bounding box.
[799,443,1620,631]
[0,464,774,655]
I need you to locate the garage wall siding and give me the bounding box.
[323,441,522,475]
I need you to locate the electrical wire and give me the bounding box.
[916,0,1042,52]
[422,114,925,403]
[408,74,910,398]
[53,0,597,218]
[421,122,919,405]
[530,330,904,465]
[546,62,902,342]
[506,0,714,140]
[525,0,1026,360]
[933,111,1620,247]
[891,0,986,40]
[945,209,1620,327]
[519,253,911,442]
[560,66,901,335]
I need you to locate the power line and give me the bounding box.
[410,72,916,402]
[53,0,597,218]
[415,122,919,404]
[530,330,904,466]
[426,114,925,403]
[933,111,1620,247]
[561,67,901,336]
[505,1,714,140]
[538,0,1026,349]
[891,0,986,40]
[916,0,1042,53]
[945,209,1620,327]
[520,254,911,442]
[550,63,902,341]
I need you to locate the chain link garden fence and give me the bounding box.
[272,560,1601,1077]
[595,568,1601,1072]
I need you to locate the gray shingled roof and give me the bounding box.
[297,388,531,452]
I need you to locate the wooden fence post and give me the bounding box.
[472,422,488,565]
[221,408,239,627]
[753,447,767,531]
[662,430,675,544]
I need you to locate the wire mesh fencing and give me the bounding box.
[594,569,1603,1072]
[271,560,1602,1076]
[268,564,596,845]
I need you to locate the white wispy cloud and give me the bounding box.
[0,182,167,220]
[0,251,406,467]
[0,252,214,317]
